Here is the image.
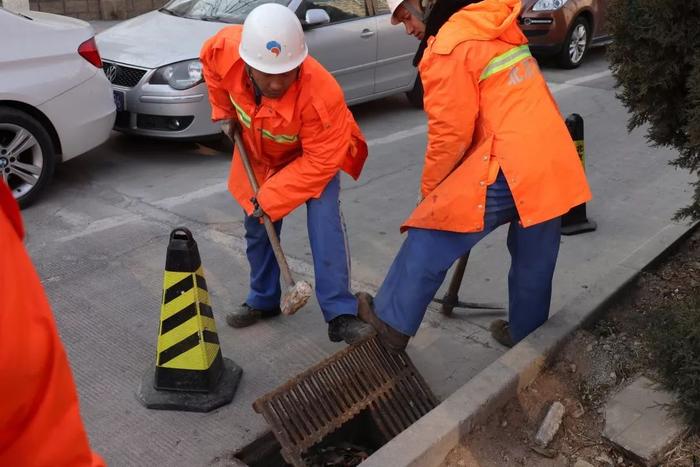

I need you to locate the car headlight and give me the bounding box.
[150,59,203,90]
[532,0,569,11]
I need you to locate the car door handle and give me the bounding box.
[360,29,375,38]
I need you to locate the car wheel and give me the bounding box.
[0,108,56,209]
[558,16,590,69]
[405,75,424,109]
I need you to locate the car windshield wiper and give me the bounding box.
[199,15,234,23]
[4,8,34,20]
[159,8,184,16]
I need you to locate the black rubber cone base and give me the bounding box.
[137,358,242,412]
[561,220,597,236]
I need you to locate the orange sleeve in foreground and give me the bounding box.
[0,184,105,467]
[200,31,238,122]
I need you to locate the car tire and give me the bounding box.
[558,16,590,69]
[405,75,424,109]
[0,107,56,209]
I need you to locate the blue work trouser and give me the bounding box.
[374,171,562,343]
[243,174,357,322]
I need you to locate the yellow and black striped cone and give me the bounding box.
[137,227,242,412]
[562,113,597,236]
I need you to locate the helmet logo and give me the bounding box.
[266,40,282,57]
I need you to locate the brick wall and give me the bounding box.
[28,0,166,20]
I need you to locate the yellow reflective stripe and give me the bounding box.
[480,45,532,81]
[261,129,298,144]
[228,95,298,144]
[228,94,251,128]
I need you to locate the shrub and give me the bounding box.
[649,295,700,429]
[607,0,700,220]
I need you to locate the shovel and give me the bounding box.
[231,129,312,315]
[432,253,505,315]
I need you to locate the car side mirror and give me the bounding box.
[305,9,331,26]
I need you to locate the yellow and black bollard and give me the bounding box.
[137,227,242,412]
[562,114,597,235]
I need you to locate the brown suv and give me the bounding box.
[519,0,612,68]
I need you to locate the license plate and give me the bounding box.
[113,90,125,112]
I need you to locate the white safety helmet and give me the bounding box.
[239,3,308,74]
[388,0,404,20]
[388,0,427,25]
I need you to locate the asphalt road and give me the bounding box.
[20,48,695,465]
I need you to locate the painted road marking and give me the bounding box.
[57,213,141,242]
[154,182,227,209]
[547,69,612,94]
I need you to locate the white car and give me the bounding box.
[0,7,116,208]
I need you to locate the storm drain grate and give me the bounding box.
[252,336,438,467]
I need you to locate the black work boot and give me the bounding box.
[356,292,410,352]
[328,314,375,345]
[489,319,516,348]
[226,303,281,328]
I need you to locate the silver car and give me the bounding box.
[96,0,421,140]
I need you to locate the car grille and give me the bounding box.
[136,114,194,131]
[524,29,549,37]
[102,61,148,88]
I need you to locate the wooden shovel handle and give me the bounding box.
[232,130,295,288]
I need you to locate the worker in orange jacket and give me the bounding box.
[200,4,373,344]
[0,181,105,466]
[358,0,592,350]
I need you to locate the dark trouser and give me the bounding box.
[243,174,357,322]
[374,172,561,343]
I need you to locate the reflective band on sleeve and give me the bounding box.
[480,45,533,81]
[228,94,252,128]
[261,129,298,144]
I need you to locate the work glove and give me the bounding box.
[221,118,241,142]
[250,197,265,218]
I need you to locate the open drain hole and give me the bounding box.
[234,409,385,467]
[239,337,438,466]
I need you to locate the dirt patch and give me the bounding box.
[441,229,700,467]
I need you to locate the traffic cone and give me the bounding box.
[137,227,242,412]
[562,113,597,236]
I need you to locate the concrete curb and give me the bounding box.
[361,220,699,467]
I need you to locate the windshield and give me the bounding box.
[160,0,290,22]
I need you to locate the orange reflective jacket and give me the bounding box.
[0,183,105,467]
[403,0,591,233]
[200,26,368,222]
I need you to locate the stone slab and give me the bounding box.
[603,376,687,465]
